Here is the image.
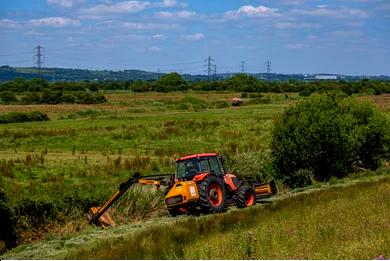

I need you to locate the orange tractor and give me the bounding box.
[88,153,276,226]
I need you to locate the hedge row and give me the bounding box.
[0,111,49,124]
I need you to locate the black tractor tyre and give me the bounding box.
[198,175,226,214]
[167,207,183,217]
[236,183,256,208]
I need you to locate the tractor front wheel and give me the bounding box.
[167,206,187,217]
[198,175,226,214]
[236,184,256,208]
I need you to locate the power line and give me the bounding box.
[0,51,34,57]
[46,48,204,68]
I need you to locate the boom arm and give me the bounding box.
[88,173,173,226]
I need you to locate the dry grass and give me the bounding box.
[0,104,128,118]
[358,93,390,111]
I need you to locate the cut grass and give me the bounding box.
[68,176,390,260]
[1,174,388,260]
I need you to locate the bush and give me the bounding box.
[209,100,229,109]
[298,89,313,97]
[0,111,49,124]
[271,92,390,188]
[224,151,274,182]
[0,92,17,104]
[0,191,17,251]
[175,96,207,110]
[20,92,41,104]
[75,93,107,104]
[246,96,271,105]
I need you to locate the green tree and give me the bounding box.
[226,74,259,92]
[271,92,390,188]
[0,92,17,104]
[154,72,187,92]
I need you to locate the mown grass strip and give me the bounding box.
[1,175,388,260]
[60,177,388,260]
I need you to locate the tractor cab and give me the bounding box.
[175,153,225,181]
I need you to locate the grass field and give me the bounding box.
[0,91,389,257]
[0,91,295,250]
[1,173,388,259]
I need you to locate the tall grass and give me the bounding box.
[60,178,389,260]
[0,92,387,254]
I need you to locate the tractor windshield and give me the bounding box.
[177,158,214,179]
[176,160,199,179]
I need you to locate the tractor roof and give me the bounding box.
[176,153,219,162]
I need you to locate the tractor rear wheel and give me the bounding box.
[198,175,226,213]
[236,184,256,208]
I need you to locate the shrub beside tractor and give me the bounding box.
[88,153,277,227]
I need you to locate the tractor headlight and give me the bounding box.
[165,195,183,206]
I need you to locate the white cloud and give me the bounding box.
[225,5,279,19]
[0,19,17,28]
[156,10,196,19]
[154,0,187,8]
[287,43,304,49]
[292,7,368,19]
[280,0,306,5]
[152,34,166,40]
[275,22,320,29]
[29,17,80,27]
[345,21,364,27]
[328,30,363,37]
[148,46,161,51]
[162,0,176,7]
[122,22,178,30]
[47,0,75,8]
[155,0,177,7]
[79,1,151,18]
[180,33,204,41]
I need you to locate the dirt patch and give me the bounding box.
[358,94,390,111]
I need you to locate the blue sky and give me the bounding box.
[0,0,389,75]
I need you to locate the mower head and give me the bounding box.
[87,207,116,227]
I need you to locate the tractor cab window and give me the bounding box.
[199,159,210,173]
[176,160,200,179]
[208,157,223,176]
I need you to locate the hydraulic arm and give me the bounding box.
[88,173,173,227]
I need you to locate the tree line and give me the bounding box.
[0,73,389,97]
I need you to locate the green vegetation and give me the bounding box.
[20,91,107,104]
[2,176,388,259]
[0,111,49,124]
[0,91,288,253]
[0,90,389,258]
[271,92,390,187]
[1,74,389,95]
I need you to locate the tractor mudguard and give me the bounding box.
[192,173,209,182]
[224,174,238,191]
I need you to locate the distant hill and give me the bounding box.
[0,65,389,82]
